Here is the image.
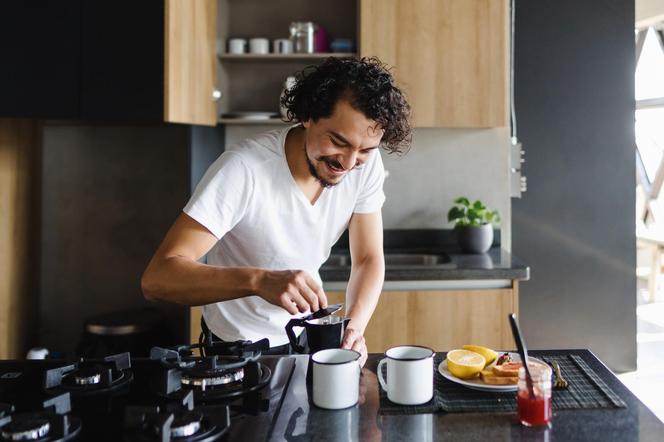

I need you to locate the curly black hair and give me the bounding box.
[281,57,412,155]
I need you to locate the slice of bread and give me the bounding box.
[492,361,523,377]
[480,369,518,385]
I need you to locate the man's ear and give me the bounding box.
[302,119,311,129]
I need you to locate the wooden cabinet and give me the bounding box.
[164,0,218,126]
[328,284,518,352]
[360,0,509,128]
[0,119,39,359]
[0,1,218,126]
[191,306,204,344]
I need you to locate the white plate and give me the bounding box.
[438,352,550,392]
[221,111,281,120]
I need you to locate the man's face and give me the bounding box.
[302,99,384,187]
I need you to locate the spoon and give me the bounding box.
[508,313,535,398]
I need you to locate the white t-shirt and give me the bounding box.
[183,125,385,346]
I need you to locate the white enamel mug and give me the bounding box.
[312,349,361,410]
[249,37,269,54]
[273,38,293,54]
[377,345,435,405]
[228,38,247,54]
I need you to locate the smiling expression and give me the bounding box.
[302,99,385,187]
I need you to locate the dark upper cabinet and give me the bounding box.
[0,1,218,126]
[79,1,164,121]
[0,2,81,118]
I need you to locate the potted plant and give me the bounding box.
[447,197,500,254]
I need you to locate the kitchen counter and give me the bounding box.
[321,246,529,283]
[320,229,529,289]
[268,350,663,441]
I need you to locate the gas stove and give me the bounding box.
[149,338,272,402]
[0,341,296,442]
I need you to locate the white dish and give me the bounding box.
[220,111,281,120]
[438,352,550,392]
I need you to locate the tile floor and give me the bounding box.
[616,281,664,423]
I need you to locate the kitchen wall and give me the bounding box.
[39,123,191,356]
[513,0,636,371]
[225,126,512,250]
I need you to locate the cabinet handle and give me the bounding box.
[212,89,222,101]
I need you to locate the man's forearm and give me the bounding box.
[344,256,385,334]
[141,255,264,306]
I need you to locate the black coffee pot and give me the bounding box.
[285,304,350,386]
[285,304,349,354]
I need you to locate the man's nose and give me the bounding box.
[340,151,358,170]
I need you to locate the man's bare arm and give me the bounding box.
[141,213,327,313]
[344,211,385,334]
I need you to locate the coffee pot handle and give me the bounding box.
[285,318,306,353]
[377,358,388,392]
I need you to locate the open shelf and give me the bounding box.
[215,0,358,116]
[218,117,290,125]
[218,53,356,62]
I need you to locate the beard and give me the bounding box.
[304,144,346,188]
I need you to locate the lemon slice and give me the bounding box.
[446,349,486,379]
[462,345,498,367]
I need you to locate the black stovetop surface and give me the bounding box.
[0,355,296,442]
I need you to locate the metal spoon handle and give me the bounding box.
[509,313,535,397]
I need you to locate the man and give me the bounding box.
[141,57,411,366]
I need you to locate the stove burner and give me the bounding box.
[181,369,244,389]
[0,394,82,442]
[153,359,272,402]
[177,356,247,392]
[167,411,202,438]
[44,352,133,397]
[0,404,13,418]
[124,391,230,442]
[0,417,50,441]
[150,342,272,401]
[71,367,101,386]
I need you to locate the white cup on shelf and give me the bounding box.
[273,38,293,54]
[249,38,270,54]
[377,345,435,405]
[228,38,247,54]
[312,348,361,410]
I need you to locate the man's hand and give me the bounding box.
[258,269,328,315]
[341,327,368,367]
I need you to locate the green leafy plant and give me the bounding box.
[447,197,500,227]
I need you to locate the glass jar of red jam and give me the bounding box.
[517,364,553,427]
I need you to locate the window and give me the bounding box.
[636,27,664,224]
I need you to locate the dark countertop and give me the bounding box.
[267,350,663,441]
[321,246,529,282]
[321,229,529,282]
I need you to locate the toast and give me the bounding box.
[480,369,518,385]
[492,361,523,377]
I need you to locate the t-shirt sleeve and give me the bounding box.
[183,151,253,240]
[353,149,386,214]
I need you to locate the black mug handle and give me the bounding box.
[340,317,352,347]
[285,318,307,353]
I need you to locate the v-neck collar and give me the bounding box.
[281,125,329,208]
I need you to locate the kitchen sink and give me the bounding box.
[322,252,452,268]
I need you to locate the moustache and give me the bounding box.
[317,157,359,171]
